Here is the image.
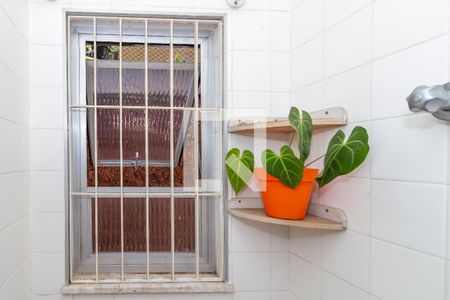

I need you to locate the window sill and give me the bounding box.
[61,282,234,295]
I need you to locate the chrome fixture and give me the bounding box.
[406,83,450,120]
[226,0,246,8]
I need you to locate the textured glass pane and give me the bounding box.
[199,111,222,193]
[174,196,220,275]
[94,108,121,187]
[92,197,195,253]
[199,21,221,109]
[70,108,88,193]
[87,62,195,107]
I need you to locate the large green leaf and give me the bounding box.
[262,145,304,188]
[316,126,370,188]
[225,148,255,194]
[288,107,313,162]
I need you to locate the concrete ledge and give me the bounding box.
[62,282,234,295]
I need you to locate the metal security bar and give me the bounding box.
[67,15,223,284]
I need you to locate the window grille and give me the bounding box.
[67,15,224,284]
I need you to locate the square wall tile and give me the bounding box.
[271,0,291,11]
[233,292,270,300]
[0,259,31,300]
[447,262,450,300]
[74,296,112,300]
[271,292,297,300]
[291,81,324,113]
[322,231,370,291]
[371,180,446,257]
[152,0,193,8]
[0,8,28,81]
[324,7,371,77]
[372,35,449,120]
[31,253,66,295]
[109,0,152,9]
[31,296,73,300]
[1,0,29,38]
[324,0,371,29]
[291,36,323,89]
[289,228,322,266]
[29,2,65,45]
[371,239,445,300]
[30,129,65,171]
[322,272,370,300]
[31,171,65,213]
[192,0,228,10]
[232,51,271,92]
[31,212,65,253]
[231,91,271,110]
[0,172,30,230]
[270,224,289,251]
[230,217,271,252]
[270,252,289,291]
[30,86,64,129]
[271,51,290,92]
[373,0,448,58]
[322,177,370,235]
[239,0,271,11]
[114,295,154,300]
[289,254,321,300]
[271,12,290,51]
[0,220,23,287]
[323,64,371,123]
[270,92,291,118]
[153,295,194,300]
[29,45,64,88]
[291,0,323,49]
[0,120,29,174]
[0,63,28,125]
[231,252,270,291]
[371,114,447,183]
[231,10,271,51]
[194,294,232,300]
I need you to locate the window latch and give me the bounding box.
[133,152,139,170]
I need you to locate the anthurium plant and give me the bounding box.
[225,106,370,194]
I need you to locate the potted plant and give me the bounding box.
[225,106,370,220]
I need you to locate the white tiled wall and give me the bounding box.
[27,0,290,300]
[290,1,450,300]
[22,0,450,299]
[0,0,30,300]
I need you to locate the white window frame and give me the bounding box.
[66,14,226,286]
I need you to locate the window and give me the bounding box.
[67,15,224,284]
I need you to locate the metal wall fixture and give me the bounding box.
[406,83,450,120]
[226,0,246,8]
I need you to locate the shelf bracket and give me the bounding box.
[228,198,347,230]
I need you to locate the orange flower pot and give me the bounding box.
[255,167,319,220]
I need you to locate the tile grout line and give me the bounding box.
[368,1,374,297]
[319,0,325,298]
[444,3,450,298]
[292,32,449,92]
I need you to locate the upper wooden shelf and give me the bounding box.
[228,201,347,231]
[228,107,348,134]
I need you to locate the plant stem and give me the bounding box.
[305,153,326,167]
[289,133,295,147]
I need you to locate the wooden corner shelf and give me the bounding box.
[228,200,347,231]
[228,107,348,134]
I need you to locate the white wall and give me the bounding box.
[30,0,450,299]
[289,0,450,300]
[0,0,31,299]
[28,0,291,300]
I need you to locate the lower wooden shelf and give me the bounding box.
[228,202,347,231]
